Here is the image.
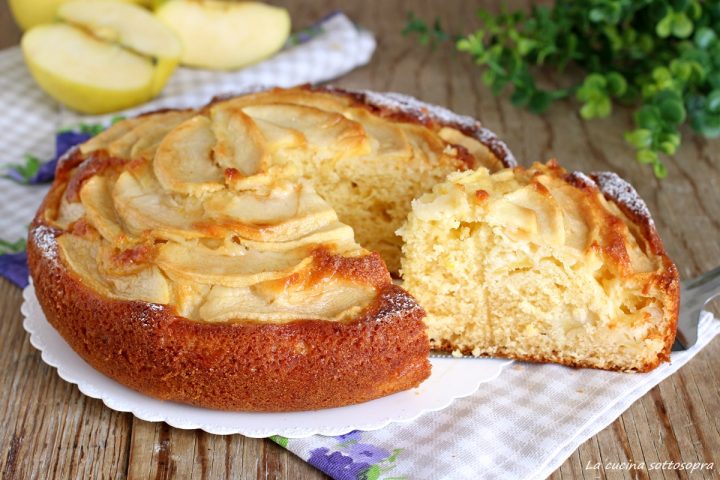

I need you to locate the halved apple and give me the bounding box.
[155,0,290,70]
[21,0,181,114]
[8,0,152,31]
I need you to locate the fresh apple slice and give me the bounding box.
[21,0,181,114]
[155,0,290,70]
[58,0,179,64]
[8,0,151,31]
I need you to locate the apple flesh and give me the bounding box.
[155,0,291,70]
[21,0,181,114]
[8,0,152,31]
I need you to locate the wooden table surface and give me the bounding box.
[1,1,719,479]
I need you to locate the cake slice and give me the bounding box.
[398,161,679,372]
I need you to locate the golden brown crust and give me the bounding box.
[580,169,678,368]
[28,220,431,411]
[588,168,679,357]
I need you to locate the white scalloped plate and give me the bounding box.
[21,284,512,438]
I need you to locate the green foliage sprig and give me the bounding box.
[403,0,720,177]
[0,238,26,255]
[5,154,42,183]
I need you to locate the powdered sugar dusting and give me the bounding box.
[31,224,59,261]
[566,171,597,189]
[590,172,655,227]
[344,88,517,167]
[373,286,422,322]
[362,91,479,129]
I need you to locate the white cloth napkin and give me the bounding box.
[1,13,718,479]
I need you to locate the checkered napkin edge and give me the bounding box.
[282,314,719,480]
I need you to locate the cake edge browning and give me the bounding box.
[28,219,431,411]
[28,153,431,411]
[589,170,680,368]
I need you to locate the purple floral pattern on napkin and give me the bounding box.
[3,129,94,185]
[0,251,29,288]
[0,122,108,287]
[303,431,404,480]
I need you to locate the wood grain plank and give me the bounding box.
[0,3,20,48]
[0,280,133,480]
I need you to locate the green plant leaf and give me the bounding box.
[672,13,693,38]
[653,161,669,177]
[635,105,662,130]
[580,102,597,119]
[656,13,674,37]
[659,141,677,154]
[694,26,716,48]
[364,465,381,480]
[269,435,288,448]
[625,129,653,149]
[0,238,26,255]
[636,149,658,164]
[407,1,720,177]
[595,97,612,117]
[529,91,553,113]
[707,90,720,112]
[606,72,627,96]
[658,99,686,124]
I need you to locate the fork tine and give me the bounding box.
[674,266,720,350]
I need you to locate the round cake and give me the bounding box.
[28,85,514,411]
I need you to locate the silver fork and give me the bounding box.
[673,265,720,350]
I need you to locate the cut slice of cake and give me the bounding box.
[398,161,679,372]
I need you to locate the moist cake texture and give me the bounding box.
[398,162,679,372]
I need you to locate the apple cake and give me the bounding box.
[27,86,515,411]
[398,161,679,372]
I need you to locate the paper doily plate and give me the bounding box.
[21,283,512,438]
